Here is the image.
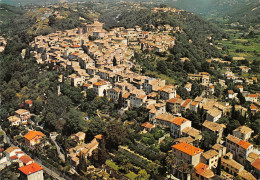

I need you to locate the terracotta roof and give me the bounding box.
[248,94,258,97]
[212,144,224,151]
[93,80,107,86]
[20,155,33,164]
[25,100,33,105]
[233,125,253,135]
[70,44,81,48]
[5,146,20,154]
[247,153,260,163]
[191,101,198,106]
[203,150,219,159]
[8,116,20,122]
[202,120,225,132]
[228,90,234,94]
[167,98,178,104]
[24,131,45,141]
[174,136,195,144]
[250,104,258,110]
[195,163,214,179]
[238,169,256,180]
[181,99,192,108]
[226,134,252,149]
[15,109,29,115]
[155,113,175,122]
[141,122,154,129]
[251,158,260,171]
[122,92,130,99]
[136,94,147,99]
[182,127,201,138]
[171,117,190,126]
[207,108,222,118]
[172,142,203,156]
[18,163,43,175]
[10,155,18,160]
[221,156,243,170]
[94,134,104,140]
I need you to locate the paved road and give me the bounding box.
[51,136,66,162]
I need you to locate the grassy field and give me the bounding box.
[216,29,260,62]
[105,160,138,180]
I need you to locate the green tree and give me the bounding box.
[136,169,150,180]
[105,120,128,150]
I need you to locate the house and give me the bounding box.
[190,101,199,112]
[239,66,250,73]
[236,85,243,93]
[5,146,21,160]
[170,117,191,138]
[193,163,214,180]
[251,158,260,178]
[166,98,183,114]
[221,153,256,180]
[202,120,225,143]
[246,94,258,103]
[7,116,21,126]
[201,149,219,169]
[184,82,192,92]
[212,144,226,158]
[25,100,33,107]
[93,80,111,96]
[24,131,45,148]
[18,162,44,180]
[141,122,155,133]
[130,89,147,108]
[71,132,86,145]
[159,85,176,100]
[143,78,165,94]
[173,136,195,145]
[19,155,34,167]
[171,142,203,166]
[154,113,174,128]
[233,126,254,141]
[181,127,202,144]
[206,108,222,122]
[15,109,30,125]
[180,99,192,112]
[250,104,258,115]
[226,134,254,165]
[228,90,236,99]
[107,87,121,101]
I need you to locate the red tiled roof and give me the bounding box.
[238,140,252,149]
[248,94,257,97]
[18,163,43,175]
[195,163,214,178]
[70,44,81,48]
[20,155,33,164]
[250,104,258,110]
[25,100,33,105]
[172,142,203,156]
[171,117,189,126]
[181,99,192,108]
[251,158,260,171]
[10,155,18,160]
[24,131,45,141]
[141,122,154,129]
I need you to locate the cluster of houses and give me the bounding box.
[168,125,259,179]
[0,145,44,180]
[67,132,103,168]
[27,18,260,179]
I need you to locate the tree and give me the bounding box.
[105,120,128,150]
[136,169,150,180]
[166,154,176,177]
[202,131,217,150]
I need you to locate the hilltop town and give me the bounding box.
[0,1,259,180]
